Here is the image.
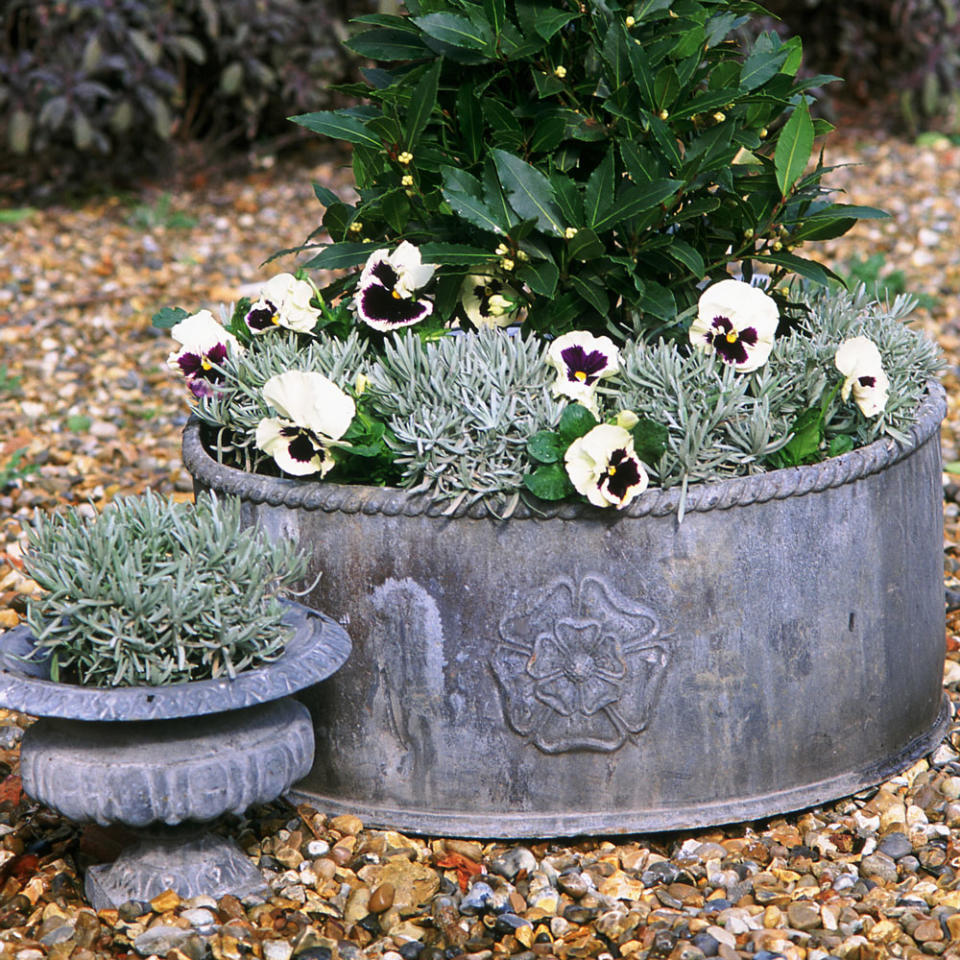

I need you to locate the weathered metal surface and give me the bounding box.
[184,384,949,837]
[20,699,314,827]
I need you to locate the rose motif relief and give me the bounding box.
[490,575,670,754]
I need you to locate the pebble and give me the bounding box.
[132,924,197,957]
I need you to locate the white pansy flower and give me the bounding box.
[167,309,241,398]
[547,331,621,412]
[255,371,356,477]
[246,273,319,334]
[688,279,778,373]
[835,336,889,417]
[355,241,436,331]
[564,424,649,509]
[459,274,523,329]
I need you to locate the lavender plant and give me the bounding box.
[23,491,307,687]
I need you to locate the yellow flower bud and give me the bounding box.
[625,15,635,27]
[397,151,413,165]
[659,109,669,121]
[564,227,579,240]
[501,258,515,271]
[713,111,726,123]
[516,250,529,262]
[554,65,567,79]
[401,174,414,187]
[613,410,639,430]
[495,243,509,255]
[348,221,363,234]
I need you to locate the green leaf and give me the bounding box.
[379,189,411,235]
[631,418,668,465]
[585,150,616,230]
[405,60,441,149]
[636,280,676,320]
[457,84,484,163]
[483,160,520,232]
[517,259,559,297]
[769,407,824,468]
[420,242,497,265]
[527,430,566,464]
[345,28,431,60]
[290,111,382,150]
[529,115,566,154]
[558,403,598,442]
[828,434,855,458]
[635,0,672,19]
[627,39,657,110]
[774,97,814,197]
[602,23,630,90]
[665,239,705,278]
[442,166,507,235]
[568,228,605,261]
[523,463,574,501]
[312,183,341,208]
[492,149,564,236]
[413,13,493,51]
[570,275,609,315]
[152,306,189,329]
[739,41,788,92]
[516,0,579,40]
[754,250,834,286]
[302,242,374,271]
[592,179,681,232]
[483,0,507,35]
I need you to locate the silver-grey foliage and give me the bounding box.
[365,328,565,515]
[191,288,940,514]
[23,492,308,687]
[615,285,942,496]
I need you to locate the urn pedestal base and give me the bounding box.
[22,698,314,910]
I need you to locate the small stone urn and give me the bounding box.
[0,601,350,910]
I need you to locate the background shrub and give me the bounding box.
[0,0,371,184]
[754,0,960,131]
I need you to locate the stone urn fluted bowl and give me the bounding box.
[182,384,950,838]
[0,601,351,909]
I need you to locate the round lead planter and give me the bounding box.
[183,384,950,838]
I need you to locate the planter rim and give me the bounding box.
[0,600,350,721]
[182,382,946,520]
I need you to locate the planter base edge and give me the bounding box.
[292,693,952,838]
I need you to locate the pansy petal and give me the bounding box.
[565,424,648,509]
[262,371,356,441]
[835,336,889,417]
[357,282,433,331]
[389,240,436,294]
[257,273,319,333]
[691,279,778,372]
[255,418,332,477]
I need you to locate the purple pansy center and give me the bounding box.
[473,278,504,316]
[560,345,609,385]
[600,448,642,501]
[246,299,279,331]
[359,283,431,328]
[371,260,400,291]
[176,341,228,381]
[279,425,328,467]
[858,374,877,388]
[709,314,758,365]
